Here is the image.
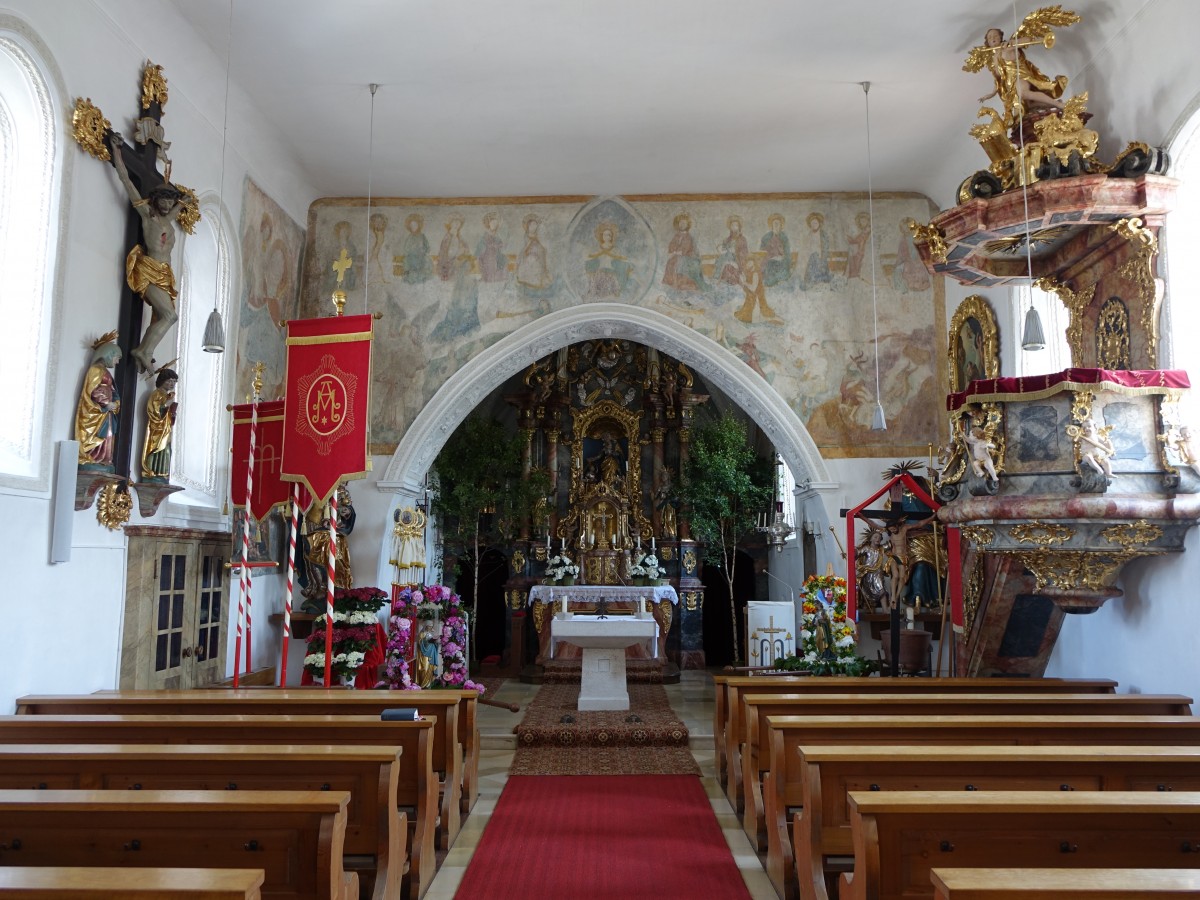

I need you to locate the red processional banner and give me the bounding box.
[281,314,373,505]
[231,399,290,522]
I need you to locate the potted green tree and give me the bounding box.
[678,414,773,663]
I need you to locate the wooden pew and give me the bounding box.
[0,789,356,900]
[15,693,465,854]
[840,791,1200,900]
[931,867,1200,899]
[741,693,1193,851]
[0,866,266,898]
[713,676,1118,809]
[789,745,1200,900]
[17,688,480,826]
[0,715,438,900]
[0,744,403,900]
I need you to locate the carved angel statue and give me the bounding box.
[1077,418,1115,480]
[964,6,1081,127]
[965,426,1000,483]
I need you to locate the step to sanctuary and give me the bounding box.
[522,658,681,684]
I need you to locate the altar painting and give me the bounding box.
[300,194,945,457]
[236,178,305,402]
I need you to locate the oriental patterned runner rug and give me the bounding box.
[510,682,700,776]
[454,775,751,899]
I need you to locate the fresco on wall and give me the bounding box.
[299,194,945,457]
[236,178,305,402]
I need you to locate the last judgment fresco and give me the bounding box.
[300,194,945,457]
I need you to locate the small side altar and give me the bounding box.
[529,585,677,664]
[550,614,659,710]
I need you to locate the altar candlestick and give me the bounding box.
[636,535,641,550]
[651,536,656,551]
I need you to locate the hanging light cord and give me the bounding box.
[364,83,378,315]
[214,0,234,315]
[1013,1,1039,336]
[863,81,884,420]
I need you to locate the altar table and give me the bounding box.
[528,585,677,663]
[550,614,659,710]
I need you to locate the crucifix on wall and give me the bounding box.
[71,62,200,524]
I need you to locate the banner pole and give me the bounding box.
[281,482,300,687]
[324,490,338,688]
[234,363,263,688]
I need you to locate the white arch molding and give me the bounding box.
[378,303,832,495]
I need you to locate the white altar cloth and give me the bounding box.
[550,614,659,710]
[528,585,679,606]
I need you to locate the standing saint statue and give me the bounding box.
[76,332,122,471]
[140,366,178,482]
[109,132,186,373]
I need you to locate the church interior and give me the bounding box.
[4,0,1200,897]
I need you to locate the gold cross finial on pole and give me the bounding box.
[251,361,265,401]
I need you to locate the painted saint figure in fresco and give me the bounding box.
[477,212,508,282]
[662,213,707,291]
[760,213,792,287]
[846,211,873,281]
[516,214,552,296]
[399,213,433,283]
[368,212,391,284]
[430,216,480,342]
[240,209,293,398]
[326,220,359,294]
[734,256,782,325]
[892,218,931,293]
[713,215,749,285]
[584,222,632,300]
[801,212,832,289]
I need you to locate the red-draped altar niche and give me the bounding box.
[909,7,1200,676]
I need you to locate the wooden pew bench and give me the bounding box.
[930,867,1200,899]
[0,715,438,900]
[713,676,1118,810]
[841,791,1200,900]
[0,789,356,900]
[16,689,476,844]
[0,866,266,898]
[740,693,1193,851]
[0,744,404,900]
[788,745,1200,900]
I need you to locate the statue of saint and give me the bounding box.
[300,484,356,610]
[855,526,895,612]
[76,334,122,471]
[140,367,178,482]
[414,626,439,688]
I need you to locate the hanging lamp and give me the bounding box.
[203,0,235,353]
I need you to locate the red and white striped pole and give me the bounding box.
[323,489,339,687]
[233,363,264,689]
[280,481,300,687]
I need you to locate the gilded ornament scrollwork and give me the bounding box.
[1095,298,1131,369]
[532,600,547,635]
[71,98,112,161]
[682,548,698,574]
[1111,216,1161,366]
[174,183,201,236]
[97,482,132,530]
[141,62,169,110]
[909,221,949,264]
[1100,520,1163,550]
[1036,276,1094,367]
[1009,520,1075,547]
[1016,548,1157,593]
[963,551,985,633]
[683,590,701,611]
[511,549,526,574]
[660,546,674,561]
[656,600,673,634]
[960,525,996,547]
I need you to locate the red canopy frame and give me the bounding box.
[843,472,963,630]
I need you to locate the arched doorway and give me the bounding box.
[451,548,509,662]
[701,549,756,667]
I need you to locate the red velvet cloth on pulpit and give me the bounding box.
[300,622,386,689]
[947,368,1190,411]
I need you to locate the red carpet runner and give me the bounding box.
[454,775,751,899]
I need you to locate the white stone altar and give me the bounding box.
[550,614,659,711]
[528,584,679,607]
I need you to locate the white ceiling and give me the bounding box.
[170,0,1153,202]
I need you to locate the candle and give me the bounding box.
[636,535,641,550]
[651,536,656,551]
[546,530,551,549]
[561,594,568,615]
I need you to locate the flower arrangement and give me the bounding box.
[545,553,579,583]
[639,553,665,581]
[783,574,876,676]
[380,584,484,692]
[304,586,388,683]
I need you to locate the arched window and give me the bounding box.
[1164,101,1200,401]
[170,194,234,508]
[0,17,67,491]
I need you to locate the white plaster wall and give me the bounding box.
[0,0,317,713]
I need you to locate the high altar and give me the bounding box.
[503,341,710,671]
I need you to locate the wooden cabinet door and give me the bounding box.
[123,528,229,689]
